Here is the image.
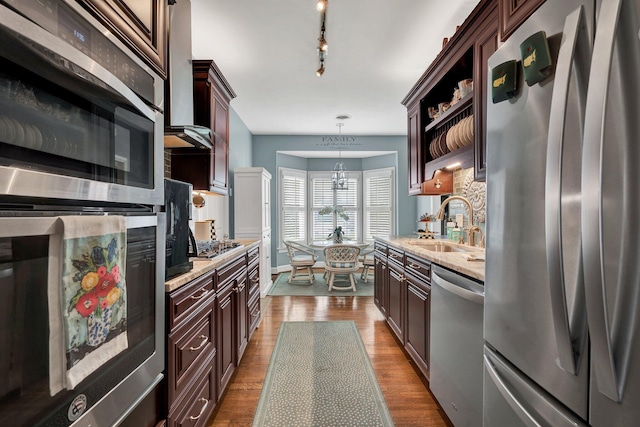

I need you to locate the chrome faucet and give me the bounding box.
[436,195,476,247]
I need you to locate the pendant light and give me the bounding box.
[332,123,348,190]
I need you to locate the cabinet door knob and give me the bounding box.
[188,398,209,421]
[188,335,208,352]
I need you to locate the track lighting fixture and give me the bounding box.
[316,0,327,12]
[315,1,328,76]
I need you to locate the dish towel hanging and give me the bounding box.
[49,215,128,395]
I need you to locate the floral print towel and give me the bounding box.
[49,215,128,395]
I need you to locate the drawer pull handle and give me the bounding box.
[251,307,260,317]
[190,288,208,300]
[389,254,398,258]
[409,263,422,269]
[188,335,208,352]
[188,398,209,421]
[251,278,260,284]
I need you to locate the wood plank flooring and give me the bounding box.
[207,294,452,426]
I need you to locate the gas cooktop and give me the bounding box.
[194,240,244,259]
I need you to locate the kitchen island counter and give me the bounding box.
[375,236,485,281]
[164,239,260,292]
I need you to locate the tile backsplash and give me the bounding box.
[447,168,486,231]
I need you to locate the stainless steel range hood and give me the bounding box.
[165,125,213,149]
[164,0,212,150]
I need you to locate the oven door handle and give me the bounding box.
[0,11,156,122]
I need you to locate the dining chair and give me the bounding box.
[359,247,375,283]
[284,240,318,284]
[323,244,361,292]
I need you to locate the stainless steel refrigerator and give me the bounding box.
[484,0,640,425]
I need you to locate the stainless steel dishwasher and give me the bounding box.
[430,264,485,427]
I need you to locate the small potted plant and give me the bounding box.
[328,226,344,244]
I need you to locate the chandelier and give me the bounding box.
[316,0,328,76]
[332,123,348,190]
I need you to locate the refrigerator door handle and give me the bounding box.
[582,0,624,403]
[544,5,590,376]
[484,348,587,427]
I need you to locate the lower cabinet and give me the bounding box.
[166,272,217,426]
[387,261,406,343]
[167,355,216,427]
[166,246,260,425]
[374,240,432,380]
[373,242,388,317]
[215,253,247,397]
[405,278,431,380]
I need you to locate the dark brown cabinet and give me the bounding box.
[166,246,260,425]
[373,242,388,318]
[166,272,217,427]
[386,247,406,343]
[374,241,433,381]
[473,11,499,180]
[215,254,246,395]
[77,0,168,78]
[402,0,498,189]
[404,253,432,380]
[170,60,235,194]
[407,106,423,195]
[498,0,546,41]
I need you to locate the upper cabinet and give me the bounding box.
[76,0,168,78]
[498,0,546,42]
[402,0,498,194]
[170,60,236,194]
[193,59,236,194]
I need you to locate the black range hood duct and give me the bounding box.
[164,0,212,150]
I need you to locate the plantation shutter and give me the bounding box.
[310,175,335,240]
[364,168,394,241]
[280,168,306,245]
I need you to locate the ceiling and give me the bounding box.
[190,0,481,136]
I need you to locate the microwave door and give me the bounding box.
[0,3,163,205]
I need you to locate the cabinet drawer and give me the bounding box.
[216,254,246,290]
[248,292,261,337]
[247,246,260,268]
[374,241,388,256]
[167,355,216,427]
[168,272,215,329]
[405,253,431,284]
[248,264,260,296]
[167,298,216,404]
[387,246,404,268]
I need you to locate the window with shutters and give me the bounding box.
[279,167,394,249]
[309,172,361,242]
[363,168,394,241]
[279,168,307,247]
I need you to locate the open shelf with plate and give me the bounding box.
[402,0,498,194]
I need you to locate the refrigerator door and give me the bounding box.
[483,346,588,427]
[582,0,640,424]
[485,0,594,419]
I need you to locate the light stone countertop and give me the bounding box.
[164,239,260,292]
[375,236,485,282]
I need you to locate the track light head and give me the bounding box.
[316,0,327,12]
[316,64,325,76]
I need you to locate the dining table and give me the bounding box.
[308,240,372,251]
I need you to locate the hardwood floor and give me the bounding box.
[207,294,452,426]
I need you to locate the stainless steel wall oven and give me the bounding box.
[0,0,166,426]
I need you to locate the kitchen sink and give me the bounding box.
[407,241,481,253]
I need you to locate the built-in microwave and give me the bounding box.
[0,0,164,205]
